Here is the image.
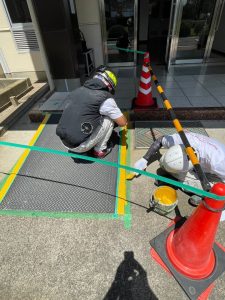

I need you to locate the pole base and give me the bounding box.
[150,218,225,300]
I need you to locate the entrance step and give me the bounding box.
[0,83,49,136]
[28,107,225,125]
[130,107,225,121]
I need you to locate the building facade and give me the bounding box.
[0,0,225,90]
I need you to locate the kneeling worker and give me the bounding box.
[134,132,225,205]
[56,66,127,158]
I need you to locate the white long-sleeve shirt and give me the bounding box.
[162,132,225,181]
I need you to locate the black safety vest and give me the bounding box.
[56,78,112,147]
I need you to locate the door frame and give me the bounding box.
[165,0,181,69]
[204,0,225,62]
[99,0,138,67]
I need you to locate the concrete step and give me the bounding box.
[0,83,49,136]
[27,105,225,125]
[130,107,225,121]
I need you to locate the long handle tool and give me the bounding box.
[148,64,211,191]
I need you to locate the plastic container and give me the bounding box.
[150,186,178,215]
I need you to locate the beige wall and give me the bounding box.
[0,0,9,28]
[0,0,46,82]
[75,0,104,67]
[0,64,4,78]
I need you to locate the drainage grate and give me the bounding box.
[135,121,208,148]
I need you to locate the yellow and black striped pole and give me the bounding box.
[149,65,211,191]
[109,46,211,190]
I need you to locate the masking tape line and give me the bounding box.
[0,115,50,202]
[0,141,224,201]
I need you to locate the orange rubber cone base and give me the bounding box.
[150,248,215,300]
[150,218,225,300]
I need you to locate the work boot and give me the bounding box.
[93,146,112,159]
[93,141,113,159]
[189,195,202,206]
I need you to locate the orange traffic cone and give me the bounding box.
[134,52,156,108]
[150,182,225,300]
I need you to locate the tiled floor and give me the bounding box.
[40,65,225,112]
[137,66,225,108]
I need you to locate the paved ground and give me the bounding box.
[0,104,225,300]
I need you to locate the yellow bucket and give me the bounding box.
[151,186,178,215]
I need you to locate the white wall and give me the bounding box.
[75,0,104,67]
[212,4,225,54]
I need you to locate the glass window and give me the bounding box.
[105,0,135,64]
[5,0,32,24]
[3,0,38,52]
[176,0,217,60]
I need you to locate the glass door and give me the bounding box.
[99,0,137,66]
[169,0,218,64]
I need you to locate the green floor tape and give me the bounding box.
[0,141,225,201]
[0,209,121,220]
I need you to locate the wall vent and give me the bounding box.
[13,29,39,51]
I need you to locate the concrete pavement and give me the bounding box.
[0,108,225,299]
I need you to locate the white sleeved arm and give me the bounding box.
[99,98,123,120]
[162,133,184,148]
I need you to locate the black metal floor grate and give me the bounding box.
[0,115,119,214]
[135,121,208,148]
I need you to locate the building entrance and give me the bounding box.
[100,0,225,67]
[138,0,225,68]
[167,0,225,66]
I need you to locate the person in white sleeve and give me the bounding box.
[56,65,127,158]
[134,132,225,210]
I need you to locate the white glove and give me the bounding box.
[134,158,148,175]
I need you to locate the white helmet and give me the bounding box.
[159,144,196,174]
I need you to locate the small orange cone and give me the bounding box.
[134,52,156,108]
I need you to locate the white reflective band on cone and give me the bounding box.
[139,86,152,94]
[142,65,149,73]
[140,76,151,84]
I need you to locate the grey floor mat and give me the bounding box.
[135,121,208,148]
[0,115,120,213]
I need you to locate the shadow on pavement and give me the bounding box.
[103,251,158,300]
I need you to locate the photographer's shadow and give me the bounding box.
[103,251,158,300]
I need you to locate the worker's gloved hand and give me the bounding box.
[134,158,148,175]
